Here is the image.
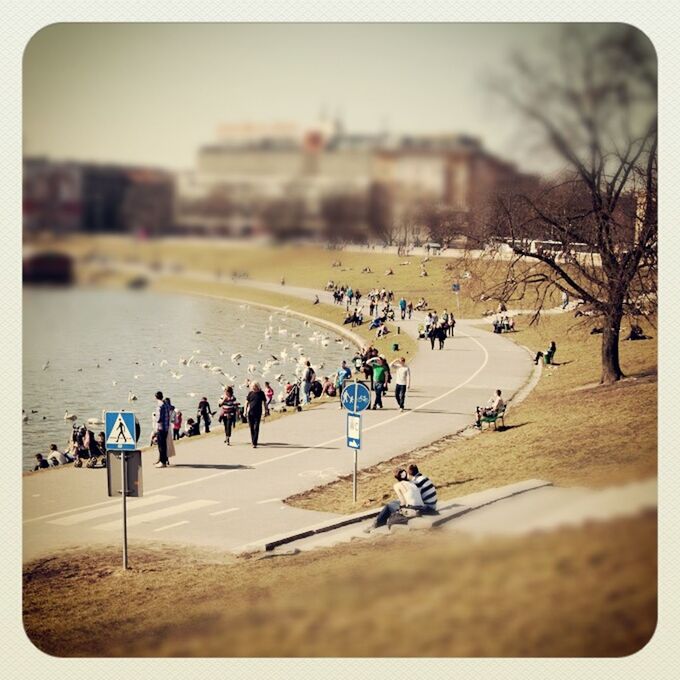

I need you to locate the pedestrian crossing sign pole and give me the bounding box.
[105,410,140,570]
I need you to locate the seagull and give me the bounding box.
[159,359,168,367]
[303,320,311,327]
[171,371,183,380]
[63,410,77,421]
[247,364,257,375]
[321,339,330,347]
[187,392,197,398]
[257,344,263,351]
[201,362,211,369]
[133,374,143,380]
[239,323,246,329]
[41,360,50,371]
[22,412,28,423]
[224,374,236,382]
[128,392,138,402]
[278,328,288,335]
[112,380,117,386]
[231,352,242,364]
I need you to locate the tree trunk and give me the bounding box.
[601,306,624,384]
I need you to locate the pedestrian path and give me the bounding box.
[23,271,535,563]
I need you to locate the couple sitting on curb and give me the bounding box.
[365,464,438,532]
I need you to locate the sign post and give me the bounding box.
[105,410,139,570]
[452,282,461,315]
[342,381,370,504]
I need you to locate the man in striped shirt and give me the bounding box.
[407,464,438,514]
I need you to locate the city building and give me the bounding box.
[23,158,175,237]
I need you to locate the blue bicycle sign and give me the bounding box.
[342,382,371,413]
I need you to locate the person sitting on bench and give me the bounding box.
[475,389,504,428]
[534,341,557,364]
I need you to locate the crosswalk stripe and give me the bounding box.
[48,495,175,526]
[209,508,239,516]
[94,500,219,531]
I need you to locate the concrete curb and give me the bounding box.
[236,479,553,555]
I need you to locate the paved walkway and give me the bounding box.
[23,272,534,563]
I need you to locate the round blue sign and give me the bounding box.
[341,382,371,412]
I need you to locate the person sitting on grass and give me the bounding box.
[33,453,50,471]
[365,467,426,532]
[475,389,504,428]
[184,417,200,437]
[321,376,337,397]
[534,341,557,364]
[376,321,389,338]
[407,464,438,515]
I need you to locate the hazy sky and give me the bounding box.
[24,23,563,173]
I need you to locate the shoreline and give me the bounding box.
[22,278,376,476]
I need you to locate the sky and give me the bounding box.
[23,23,566,173]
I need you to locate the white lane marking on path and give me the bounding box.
[48,495,175,526]
[26,331,490,522]
[94,500,219,531]
[154,521,189,533]
[256,498,281,505]
[209,508,239,516]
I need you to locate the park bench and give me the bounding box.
[480,404,507,430]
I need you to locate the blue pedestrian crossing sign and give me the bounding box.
[347,413,362,450]
[342,382,371,413]
[105,411,137,451]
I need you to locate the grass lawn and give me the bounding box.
[23,235,658,658]
[288,311,657,514]
[23,510,656,657]
[48,234,562,317]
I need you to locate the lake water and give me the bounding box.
[22,287,353,470]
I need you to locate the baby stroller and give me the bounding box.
[285,381,302,411]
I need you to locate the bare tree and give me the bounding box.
[477,25,657,384]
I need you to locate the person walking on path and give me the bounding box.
[399,296,407,320]
[245,382,269,448]
[371,356,388,409]
[428,324,437,350]
[153,390,170,468]
[219,386,240,445]
[302,360,316,406]
[436,323,447,350]
[197,396,214,434]
[407,300,413,319]
[390,357,411,411]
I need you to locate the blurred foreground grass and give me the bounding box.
[23,510,656,657]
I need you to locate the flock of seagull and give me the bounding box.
[25,303,353,428]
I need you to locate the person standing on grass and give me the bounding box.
[153,390,170,468]
[245,382,269,448]
[302,360,316,405]
[219,386,239,446]
[390,357,411,411]
[173,410,183,440]
[197,396,214,433]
